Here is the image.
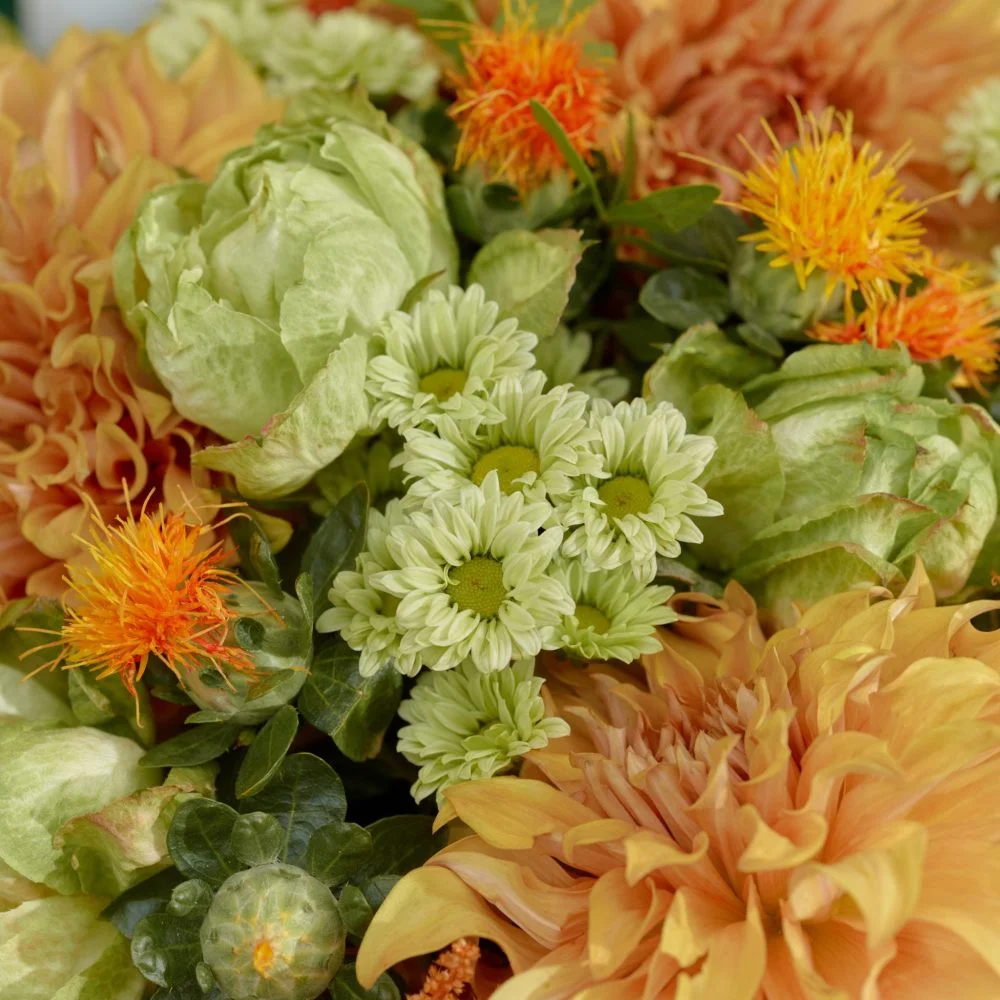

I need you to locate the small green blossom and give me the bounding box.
[397,658,570,804]
[534,326,629,401]
[400,371,603,504]
[365,284,537,432]
[559,399,722,582]
[550,557,676,662]
[372,472,572,674]
[944,78,1000,205]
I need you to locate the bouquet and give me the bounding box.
[1,1,998,998]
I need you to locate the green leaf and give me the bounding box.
[653,204,750,270]
[67,670,156,745]
[358,874,399,911]
[229,812,284,866]
[295,572,314,624]
[331,963,401,1000]
[140,722,242,768]
[337,884,375,938]
[235,704,299,798]
[102,868,183,939]
[736,321,784,359]
[302,484,369,620]
[639,267,730,330]
[400,269,447,313]
[166,798,241,887]
[352,815,446,882]
[165,879,214,919]
[228,514,283,598]
[298,642,402,762]
[305,821,374,887]
[529,100,605,215]
[607,184,719,234]
[130,912,201,989]
[611,111,637,208]
[238,753,347,866]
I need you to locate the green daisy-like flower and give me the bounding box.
[366,284,537,432]
[373,472,572,673]
[944,78,1000,205]
[397,657,570,805]
[311,433,404,516]
[559,398,723,582]
[534,326,629,402]
[550,557,676,662]
[399,371,604,504]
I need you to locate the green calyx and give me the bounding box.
[447,557,507,618]
[598,476,654,519]
[419,367,468,401]
[574,604,612,634]
[472,445,541,494]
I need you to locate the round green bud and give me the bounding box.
[200,863,345,1000]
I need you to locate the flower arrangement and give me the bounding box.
[0,1,998,999]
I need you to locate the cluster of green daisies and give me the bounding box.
[316,284,722,803]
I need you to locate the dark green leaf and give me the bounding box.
[131,912,201,989]
[245,669,304,704]
[67,668,156,746]
[481,182,521,211]
[306,821,373,887]
[359,874,399,911]
[529,100,605,216]
[166,879,214,919]
[610,315,674,363]
[331,964,401,1000]
[233,616,266,651]
[152,985,223,1000]
[229,515,282,597]
[611,111,637,208]
[166,798,241,887]
[235,704,299,798]
[298,642,402,762]
[102,867,183,939]
[608,184,719,234]
[338,884,375,938]
[302,485,368,620]
[238,753,347,866]
[140,722,242,767]
[352,815,446,882]
[639,268,730,329]
[295,573,314,625]
[736,322,785,359]
[564,238,614,321]
[654,204,750,270]
[230,812,284,866]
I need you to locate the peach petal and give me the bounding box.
[588,869,669,979]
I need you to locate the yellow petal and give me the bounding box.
[736,805,827,873]
[659,885,739,967]
[588,869,668,979]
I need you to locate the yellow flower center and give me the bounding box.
[448,557,507,618]
[252,938,275,977]
[419,368,468,401]
[472,445,541,494]
[574,603,611,633]
[597,476,653,519]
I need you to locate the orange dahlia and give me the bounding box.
[358,566,1000,998]
[449,4,611,190]
[0,30,281,605]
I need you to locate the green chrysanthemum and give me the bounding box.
[311,433,403,515]
[397,658,570,805]
[372,472,572,673]
[317,500,433,677]
[534,326,629,402]
[559,399,722,582]
[366,284,537,432]
[399,371,603,504]
[549,557,676,662]
[944,78,1000,205]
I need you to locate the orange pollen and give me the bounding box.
[448,6,610,190]
[408,938,480,1000]
[811,263,1000,390]
[253,938,276,976]
[21,497,263,706]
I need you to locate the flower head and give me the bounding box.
[559,398,721,582]
[811,262,1000,390]
[366,285,537,434]
[449,2,611,190]
[27,499,261,700]
[398,658,570,805]
[358,566,1000,998]
[945,77,1000,206]
[730,106,931,310]
[400,371,602,504]
[549,555,675,662]
[372,473,572,674]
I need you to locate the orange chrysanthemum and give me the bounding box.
[812,262,1000,390]
[27,499,260,700]
[449,4,611,190]
[727,106,930,311]
[358,566,1000,999]
[409,938,480,1000]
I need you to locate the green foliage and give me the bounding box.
[235,704,300,798]
[330,964,401,1000]
[305,821,373,886]
[639,267,730,330]
[140,723,242,768]
[166,799,242,887]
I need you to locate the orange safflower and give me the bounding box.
[25,498,262,701]
[358,565,1000,999]
[449,3,610,190]
[812,262,1000,390]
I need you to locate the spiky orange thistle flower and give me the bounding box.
[812,261,1000,391]
[25,498,261,701]
[408,938,480,1000]
[723,105,934,314]
[448,3,610,190]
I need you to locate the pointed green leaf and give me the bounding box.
[306,821,374,887]
[302,485,369,620]
[607,184,719,234]
[140,723,242,768]
[529,100,605,215]
[166,798,241,887]
[235,704,299,798]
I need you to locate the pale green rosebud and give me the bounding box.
[200,863,345,1000]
